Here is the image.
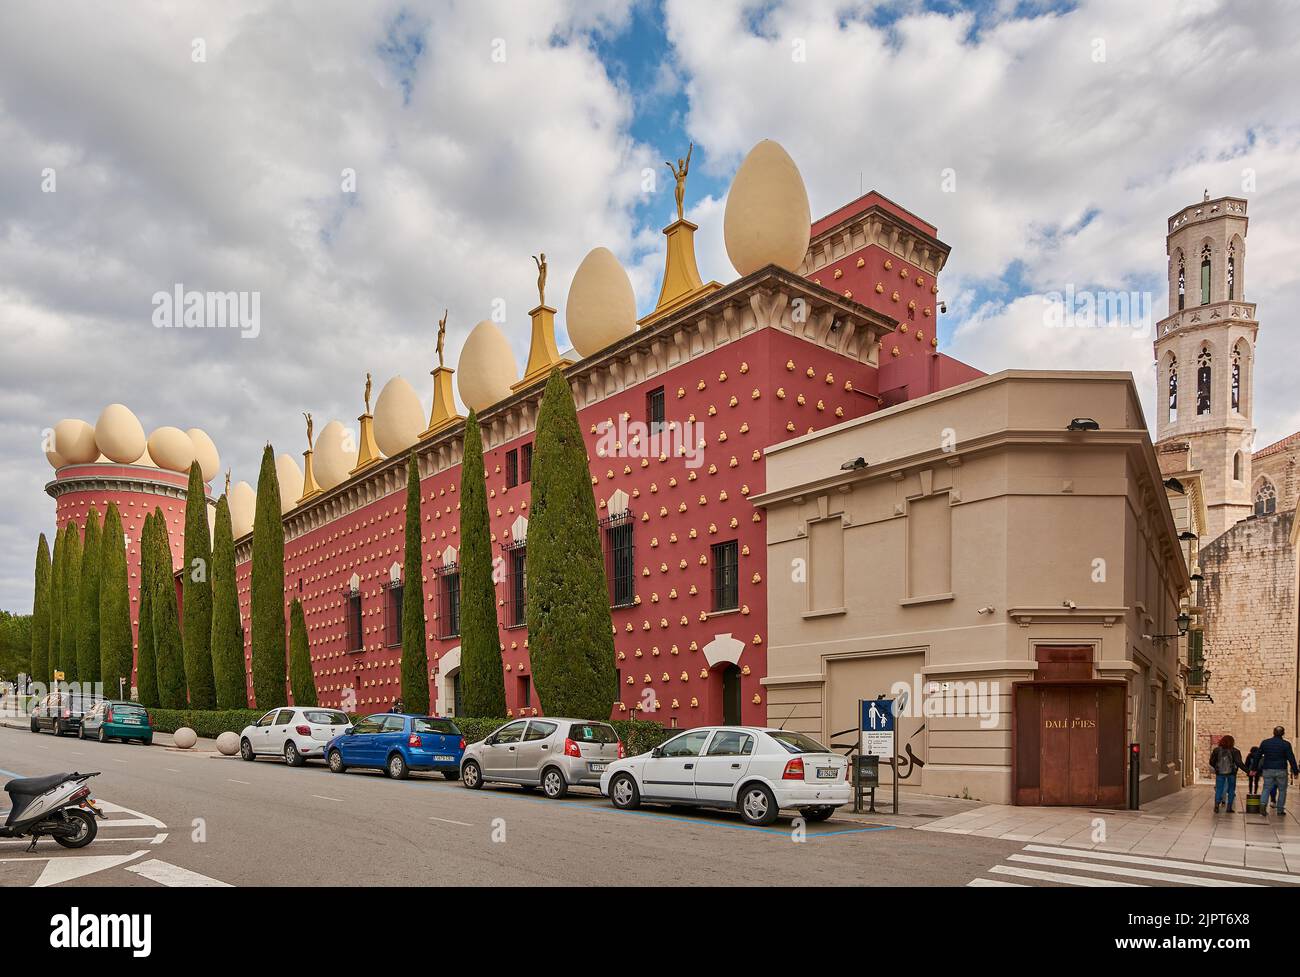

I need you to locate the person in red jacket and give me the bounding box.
[1209,735,1246,813]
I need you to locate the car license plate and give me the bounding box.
[123,717,140,724]
[590,762,606,772]
[433,755,455,762]
[817,767,837,779]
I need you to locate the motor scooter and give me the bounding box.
[0,771,104,851]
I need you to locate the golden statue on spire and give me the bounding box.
[532,252,548,307]
[436,309,448,368]
[224,468,231,496]
[666,142,693,221]
[363,372,372,414]
[303,411,313,449]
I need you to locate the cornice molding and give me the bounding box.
[800,206,951,278]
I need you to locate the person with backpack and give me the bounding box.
[1254,726,1299,816]
[1209,734,1246,813]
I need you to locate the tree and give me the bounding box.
[526,368,617,719]
[150,509,187,709]
[60,520,81,685]
[288,599,317,707]
[181,462,216,708]
[31,534,50,686]
[76,508,102,686]
[48,525,64,685]
[458,410,506,717]
[250,444,286,708]
[99,503,134,698]
[134,512,159,709]
[400,451,429,713]
[210,494,247,708]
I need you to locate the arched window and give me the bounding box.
[1255,480,1277,516]
[1227,243,1236,301]
[1167,355,1178,423]
[1200,244,1212,305]
[1196,348,1212,415]
[1233,451,1242,481]
[1231,344,1242,412]
[1177,254,1186,311]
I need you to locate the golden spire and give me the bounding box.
[352,372,382,474]
[423,310,463,437]
[641,144,719,326]
[515,251,572,391]
[298,411,322,503]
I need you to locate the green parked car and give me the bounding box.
[78,700,154,745]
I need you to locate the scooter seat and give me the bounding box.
[5,773,75,796]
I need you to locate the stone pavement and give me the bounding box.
[916,784,1300,873]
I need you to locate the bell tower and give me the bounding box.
[1153,193,1258,540]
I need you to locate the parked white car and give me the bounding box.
[600,726,850,826]
[239,707,351,766]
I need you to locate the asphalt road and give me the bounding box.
[0,725,1019,886]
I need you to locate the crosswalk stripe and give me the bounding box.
[991,864,1141,886]
[124,858,231,887]
[1022,845,1300,885]
[968,877,1027,887]
[1008,853,1259,886]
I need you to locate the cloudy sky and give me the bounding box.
[2,0,1298,611]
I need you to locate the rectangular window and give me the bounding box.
[521,442,533,483]
[518,675,531,708]
[602,512,635,607]
[506,544,527,627]
[384,583,403,647]
[437,568,461,639]
[711,540,739,612]
[346,589,362,652]
[505,449,519,489]
[808,517,845,611]
[906,493,952,599]
[647,386,665,433]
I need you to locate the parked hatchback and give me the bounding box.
[29,691,102,737]
[600,726,850,826]
[326,714,465,780]
[239,706,351,766]
[461,718,624,798]
[79,700,154,744]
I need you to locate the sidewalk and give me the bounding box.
[1,717,221,754]
[914,784,1300,872]
[834,788,987,828]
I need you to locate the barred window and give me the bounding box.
[505,449,519,489]
[521,442,533,483]
[345,588,363,652]
[711,540,739,612]
[505,542,527,627]
[646,386,665,433]
[384,582,403,648]
[437,565,461,639]
[602,511,635,607]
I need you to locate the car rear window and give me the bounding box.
[567,722,619,744]
[768,731,831,754]
[414,718,460,735]
[304,710,348,725]
[112,704,147,717]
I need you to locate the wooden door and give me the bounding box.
[1038,687,1099,806]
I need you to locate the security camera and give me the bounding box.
[1062,600,1077,609]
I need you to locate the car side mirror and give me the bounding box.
[651,747,664,758]
[485,735,496,746]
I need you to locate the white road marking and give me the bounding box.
[125,858,231,887]
[165,768,180,773]
[0,836,159,846]
[1007,853,1259,886]
[227,779,250,785]
[97,801,166,829]
[1021,844,1300,885]
[33,850,151,887]
[152,833,169,844]
[429,816,473,827]
[311,794,343,802]
[991,864,1141,887]
[968,877,1027,887]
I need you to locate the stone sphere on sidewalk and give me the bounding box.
[215,731,240,756]
[173,727,198,750]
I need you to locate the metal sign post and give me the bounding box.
[859,697,899,814]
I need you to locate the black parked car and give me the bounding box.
[30,691,103,737]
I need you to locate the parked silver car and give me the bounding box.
[460,717,623,798]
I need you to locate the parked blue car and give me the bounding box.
[325,714,464,780]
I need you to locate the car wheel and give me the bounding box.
[739,783,779,826]
[97,727,109,744]
[53,809,98,850]
[461,759,483,789]
[441,770,459,781]
[142,736,152,746]
[610,773,640,810]
[387,753,409,780]
[328,749,346,773]
[53,720,64,737]
[542,767,568,799]
[240,738,256,762]
[801,805,836,823]
[284,741,305,767]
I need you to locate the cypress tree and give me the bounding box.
[99,503,134,698]
[210,494,247,708]
[458,410,506,717]
[181,462,216,708]
[60,520,81,685]
[135,512,159,709]
[48,525,64,686]
[151,508,188,708]
[526,369,617,719]
[250,444,286,708]
[76,508,102,687]
[31,534,51,686]
[288,599,317,707]
[400,451,429,713]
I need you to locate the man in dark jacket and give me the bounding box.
[1255,727,1298,816]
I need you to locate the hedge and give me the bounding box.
[149,708,265,739]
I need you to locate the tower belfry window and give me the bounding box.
[1227,244,1235,301]
[1231,346,1241,412]
[1196,348,1212,415]
[1167,355,1178,423]
[1200,245,1212,305]
[1255,481,1276,516]
[1177,255,1185,310]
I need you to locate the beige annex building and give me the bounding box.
[755,371,1190,807]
